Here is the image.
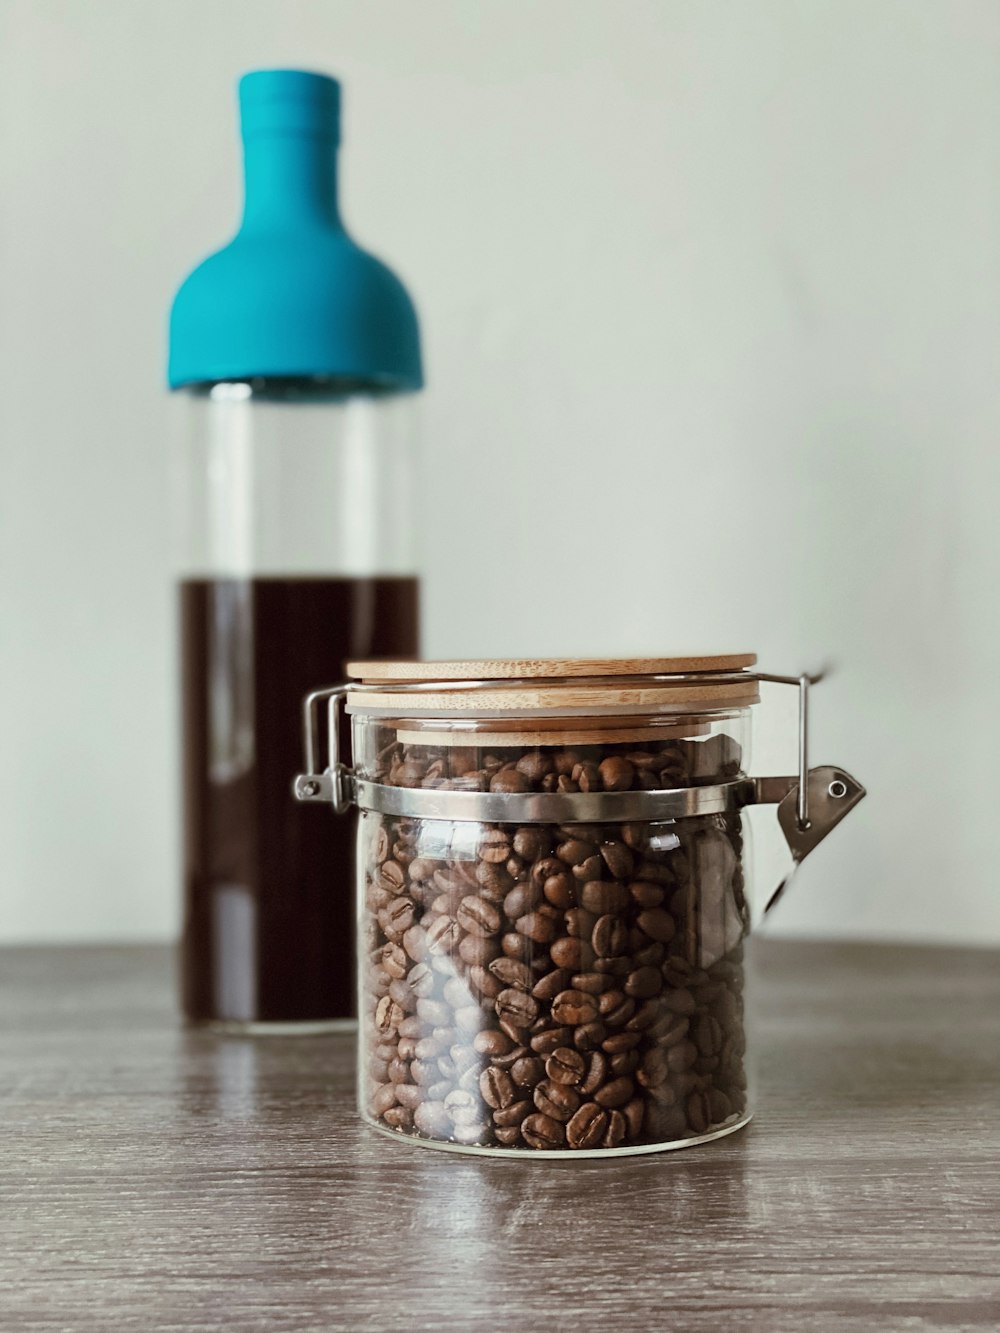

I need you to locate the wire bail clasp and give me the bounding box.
[293,684,353,814]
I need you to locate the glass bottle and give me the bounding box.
[168,70,422,1028]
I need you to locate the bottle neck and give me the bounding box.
[241,133,341,230]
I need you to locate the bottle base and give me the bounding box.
[191,1017,358,1037]
[362,1110,752,1159]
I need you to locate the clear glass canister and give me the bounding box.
[296,656,865,1156]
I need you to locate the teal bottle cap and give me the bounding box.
[168,69,422,390]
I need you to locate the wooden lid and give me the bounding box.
[347,654,756,682]
[346,655,759,715]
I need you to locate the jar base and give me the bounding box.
[363,1110,752,1159]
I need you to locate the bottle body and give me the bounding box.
[176,380,419,1026]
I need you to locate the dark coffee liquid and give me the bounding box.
[180,576,419,1024]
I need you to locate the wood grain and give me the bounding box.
[1,941,998,1332]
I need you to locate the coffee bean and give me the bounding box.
[515,911,558,944]
[455,896,500,937]
[489,956,533,991]
[542,871,575,909]
[572,853,604,883]
[480,1066,517,1109]
[573,1020,608,1051]
[662,985,696,1015]
[371,1083,397,1116]
[600,841,635,879]
[551,989,599,1025]
[493,1098,532,1128]
[530,1026,573,1055]
[556,838,593,866]
[632,907,674,943]
[571,971,611,995]
[531,968,571,1001]
[603,1108,627,1148]
[501,931,532,961]
[686,1089,711,1134]
[594,1076,635,1110]
[625,966,663,999]
[581,881,629,914]
[599,756,635,791]
[413,1100,450,1137]
[565,907,597,938]
[550,936,590,970]
[545,1047,586,1086]
[566,1102,608,1149]
[602,1030,641,1054]
[511,1055,545,1088]
[578,1050,608,1095]
[375,996,404,1033]
[513,824,549,858]
[630,881,665,908]
[383,1105,414,1131]
[623,1097,644,1138]
[425,916,461,955]
[522,1113,566,1149]
[478,829,512,863]
[592,914,628,957]
[534,1079,581,1122]
[495,989,539,1029]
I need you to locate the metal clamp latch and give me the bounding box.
[293,672,866,908]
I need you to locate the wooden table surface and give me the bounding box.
[2,940,998,1332]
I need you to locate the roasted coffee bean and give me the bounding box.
[550,936,590,970]
[602,1108,627,1148]
[578,1050,609,1095]
[503,883,542,919]
[456,896,501,937]
[573,1020,608,1051]
[637,1047,670,1089]
[667,1039,698,1073]
[566,1102,608,1149]
[592,914,628,957]
[379,860,407,891]
[480,1066,517,1110]
[495,989,539,1029]
[556,838,593,866]
[662,986,696,1015]
[623,1097,645,1138]
[413,1100,450,1137]
[636,908,675,942]
[571,971,611,995]
[608,1050,639,1078]
[375,996,404,1033]
[489,956,534,991]
[695,1013,724,1056]
[542,871,575,909]
[493,1098,532,1128]
[545,1047,586,1086]
[625,966,663,999]
[522,1113,565,1149]
[581,881,629,914]
[531,968,571,1001]
[572,854,604,884]
[478,829,512,863]
[565,907,597,938]
[511,1055,545,1088]
[501,931,533,962]
[602,1030,641,1055]
[686,1089,711,1134]
[513,824,549,858]
[383,1105,414,1131]
[599,991,636,1026]
[381,942,408,979]
[629,881,665,908]
[515,911,558,944]
[371,1083,397,1116]
[395,1083,424,1111]
[551,989,599,1025]
[534,1079,581,1122]
[469,964,504,999]
[494,1126,522,1146]
[600,841,634,880]
[599,756,635,791]
[530,1026,574,1055]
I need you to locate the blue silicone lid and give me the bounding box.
[168,69,422,390]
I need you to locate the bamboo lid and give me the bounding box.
[348,654,756,682]
[346,655,760,715]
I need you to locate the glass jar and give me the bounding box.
[296,656,865,1155]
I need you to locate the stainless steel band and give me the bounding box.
[347,775,764,822]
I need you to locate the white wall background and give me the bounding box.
[2,0,998,945]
